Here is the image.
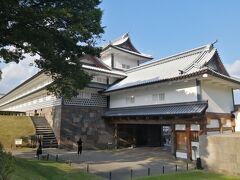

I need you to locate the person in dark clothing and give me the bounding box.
[36,139,42,159]
[77,138,83,155]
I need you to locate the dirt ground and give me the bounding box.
[14,147,194,180]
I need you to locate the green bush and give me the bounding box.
[0,142,15,180]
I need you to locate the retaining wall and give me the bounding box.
[199,133,240,175]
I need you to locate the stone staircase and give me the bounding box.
[31,116,58,148]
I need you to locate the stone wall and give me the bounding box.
[199,133,240,175]
[60,105,113,149]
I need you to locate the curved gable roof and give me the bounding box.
[102,33,153,59]
[105,43,232,92]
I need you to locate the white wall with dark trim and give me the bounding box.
[109,80,198,108]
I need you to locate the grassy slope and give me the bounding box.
[134,171,240,180]
[0,115,35,149]
[11,158,102,180]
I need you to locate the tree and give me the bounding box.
[0,0,104,98]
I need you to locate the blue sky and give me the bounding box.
[100,0,240,103]
[0,0,240,102]
[100,0,240,64]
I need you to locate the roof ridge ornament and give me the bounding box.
[212,39,218,45]
[206,39,218,52]
[122,32,129,39]
[178,69,186,75]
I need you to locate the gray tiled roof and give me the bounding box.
[105,44,217,92]
[104,101,208,117]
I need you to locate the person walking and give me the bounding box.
[36,139,42,159]
[77,138,83,155]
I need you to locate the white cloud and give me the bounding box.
[0,55,39,94]
[225,60,240,78]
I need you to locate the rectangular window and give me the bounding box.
[191,131,199,142]
[152,93,165,103]
[159,93,165,101]
[126,96,135,104]
[122,64,130,69]
[152,94,158,102]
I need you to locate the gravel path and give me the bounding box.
[14,147,194,180]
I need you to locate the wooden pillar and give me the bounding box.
[160,125,163,147]
[114,123,118,149]
[231,117,236,133]
[200,116,207,135]
[186,124,192,160]
[219,119,223,134]
[171,124,176,156]
[133,125,136,147]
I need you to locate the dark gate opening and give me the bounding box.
[136,125,161,147]
[118,124,172,148]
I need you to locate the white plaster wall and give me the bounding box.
[191,124,200,131]
[109,77,119,84]
[201,82,234,113]
[175,124,186,131]
[1,93,61,112]
[223,120,232,127]
[101,56,112,67]
[0,73,52,107]
[234,112,240,132]
[110,80,197,108]
[92,75,107,84]
[101,48,149,70]
[191,141,200,160]
[114,55,138,70]
[206,119,220,128]
[176,151,187,159]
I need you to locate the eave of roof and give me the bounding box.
[80,55,111,70]
[102,45,153,59]
[0,86,49,108]
[0,70,44,101]
[82,64,126,77]
[0,64,126,102]
[104,68,240,93]
[104,101,208,117]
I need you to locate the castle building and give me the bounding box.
[0,33,240,160]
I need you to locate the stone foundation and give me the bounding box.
[60,105,113,149]
[27,105,114,149]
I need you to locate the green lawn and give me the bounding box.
[134,171,240,180]
[0,115,35,149]
[10,158,102,180]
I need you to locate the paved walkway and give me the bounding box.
[14,147,194,180]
